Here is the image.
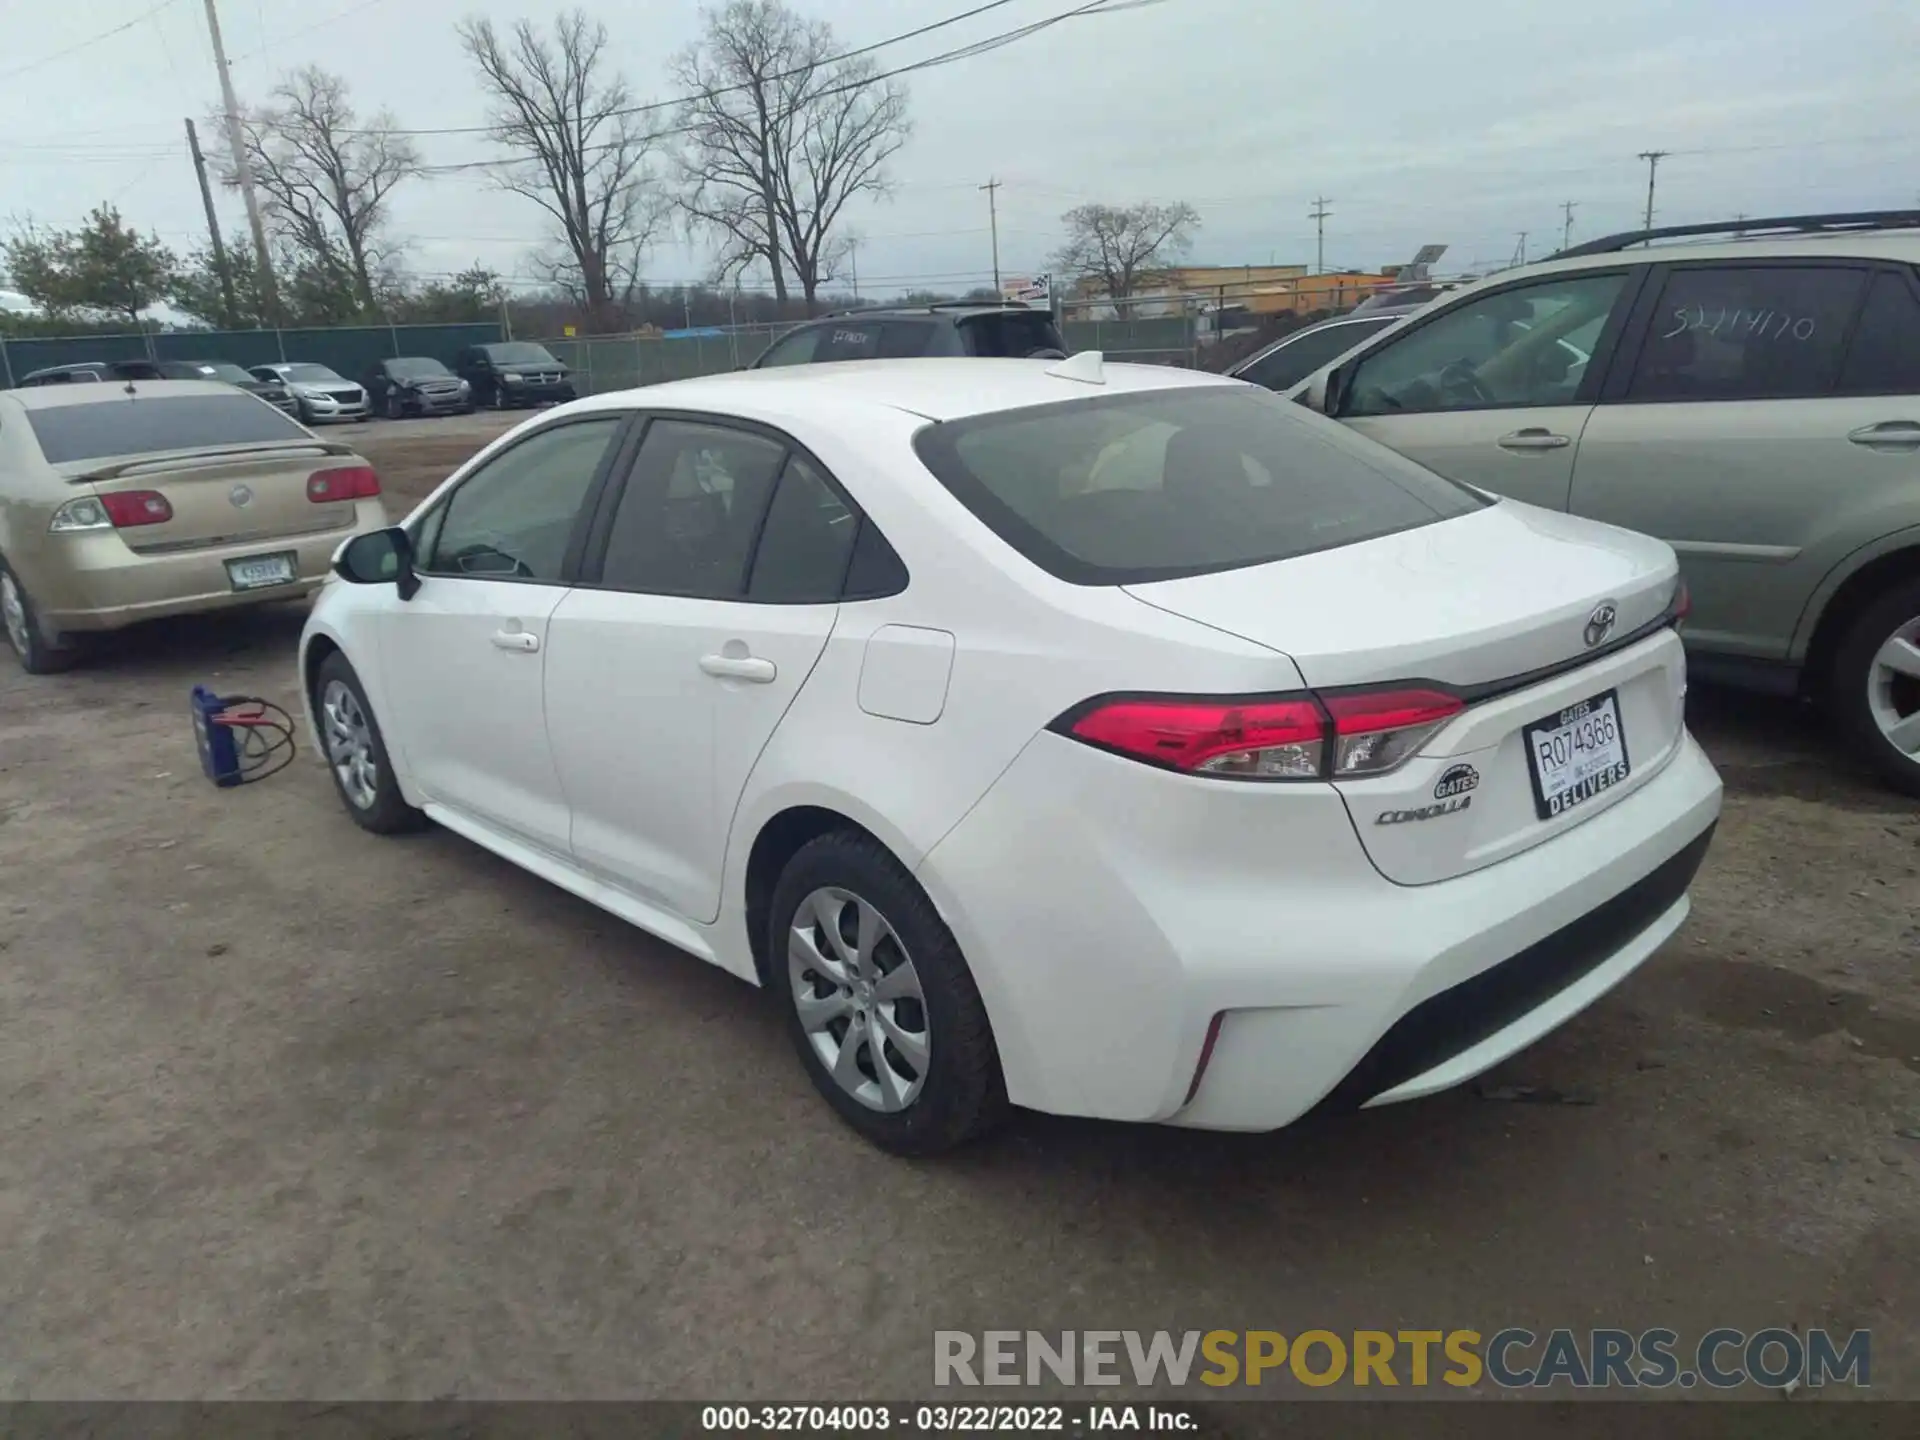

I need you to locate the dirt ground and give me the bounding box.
[0,413,1915,1405]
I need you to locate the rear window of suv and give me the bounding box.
[27,393,309,465]
[912,385,1485,584]
[963,311,1065,357]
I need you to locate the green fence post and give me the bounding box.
[0,333,13,388]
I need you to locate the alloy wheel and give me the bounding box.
[788,887,930,1112]
[320,678,380,810]
[1867,613,1920,761]
[1,573,30,658]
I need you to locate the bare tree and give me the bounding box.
[220,68,419,315]
[459,11,668,328]
[675,0,910,313]
[1053,201,1201,311]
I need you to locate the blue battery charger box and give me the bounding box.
[191,685,244,787]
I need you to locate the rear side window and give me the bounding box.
[746,455,858,602]
[1236,319,1394,391]
[877,322,934,358]
[963,311,1066,357]
[816,324,881,363]
[26,393,308,465]
[1837,271,1920,394]
[1624,265,1868,402]
[913,386,1486,585]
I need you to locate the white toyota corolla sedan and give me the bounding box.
[298,354,1722,1155]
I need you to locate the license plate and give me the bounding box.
[226,552,298,591]
[1523,689,1631,820]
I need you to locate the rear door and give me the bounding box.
[1328,268,1641,510]
[1569,259,1912,662]
[544,417,850,922]
[376,413,630,854]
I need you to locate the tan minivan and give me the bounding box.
[0,379,388,672]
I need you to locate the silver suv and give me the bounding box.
[1291,211,1920,795]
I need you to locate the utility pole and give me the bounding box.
[978,178,1001,293]
[1561,200,1578,251]
[203,0,279,323]
[848,235,860,301]
[1309,196,1332,275]
[1511,231,1529,267]
[184,119,236,328]
[1637,150,1670,232]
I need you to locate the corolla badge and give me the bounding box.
[1583,600,1618,648]
[229,484,254,508]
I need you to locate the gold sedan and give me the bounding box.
[0,379,389,673]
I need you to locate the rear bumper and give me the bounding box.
[916,728,1723,1130]
[29,500,388,634]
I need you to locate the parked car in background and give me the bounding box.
[153,359,301,416]
[748,301,1067,367]
[249,363,370,425]
[1228,308,1420,392]
[0,380,386,673]
[299,357,1718,1154]
[18,362,125,385]
[454,342,576,409]
[1289,210,1920,795]
[363,356,474,419]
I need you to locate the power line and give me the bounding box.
[0,0,181,84]
[230,0,389,63]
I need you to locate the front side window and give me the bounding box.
[1343,273,1627,416]
[422,417,623,581]
[914,385,1485,585]
[756,328,821,367]
[1236,318,1395,391]
[1623,265,1868,402]
[598,420,788,597]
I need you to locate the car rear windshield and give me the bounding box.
[911,385,1487,584]
[962,311,1065,357]
[485,343,560,366]
[27,393,310,466]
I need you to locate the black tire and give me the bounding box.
[1830,576,1920,798]
[312,652,425,834]
[768,830,1007,1155]
[490,386,510,411]
[0,558,80,674]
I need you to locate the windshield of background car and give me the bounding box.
[1235,317,1397,390]
[964,311,1066,356]
[912,385,1488,584]
[283,364,349,384]
[484,344,560,366]
[388,358,453,379]
[26,393,312,465]
[199,362,259,383]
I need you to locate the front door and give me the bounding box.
[1331,269,1637,510]
[377,413,629,854]
[545,420,858,923]
[1570,260,1910,661]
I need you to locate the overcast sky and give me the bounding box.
[4,0,1917,304]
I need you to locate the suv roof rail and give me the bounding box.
[1550,210,1920,260]
[813,299,1033,320]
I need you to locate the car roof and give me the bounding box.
[798,303,1042,323]
[1,378,249,410]
[565,356,1237,425]
[1505,230,1920,281]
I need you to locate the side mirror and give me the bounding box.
[1319,362,1353,417]
[334,526,420,600]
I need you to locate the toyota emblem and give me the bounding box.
[1583,600,1618,648]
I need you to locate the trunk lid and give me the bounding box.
[62,443,364,553]
[1125,501,1689,884]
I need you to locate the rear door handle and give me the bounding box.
[1497,428,1572,451]
[700,653,777,683]
[1847,421,1920,450]
[490,628,540,653]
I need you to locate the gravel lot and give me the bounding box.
[1,412,1916,1404]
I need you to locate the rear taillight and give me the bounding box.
[1322,687,1464,776]
[308,465,381,502]
[1056,684,1464,782]
[49,491,174,531]
[1064,695,1329,779]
